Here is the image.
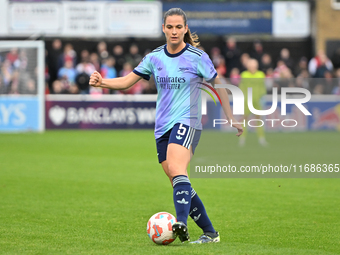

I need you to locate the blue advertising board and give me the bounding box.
[162,2,272,35]
[308,102,340,131]
[0,97,42,132]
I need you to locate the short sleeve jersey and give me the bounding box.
[133,43,217,139]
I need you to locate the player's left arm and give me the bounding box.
[198,52,243,137]
[211,77,243,137]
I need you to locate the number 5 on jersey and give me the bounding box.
[171,123,196,150]
[176,124,187,139]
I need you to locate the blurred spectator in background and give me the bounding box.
[314,54,333,78]
[52,80,66,94]
[273,60,294,91]
[76,56,95,76]
[58,43,77,72]
[239,53,250,73]
[323,71,334,94]
[229,68,241,86]
[8,71,31,95]
[45,50,50,90]
[223,37,241,77]
[331,48,340,69]
[57,59,77,93]
[0,74,4,94]
[58,59,77,83]
[278,48,294,72]
[75,56,95,94]
[112,45,125,76]
[80,53,102,95]
[332,68,340,95]
[250,40,264,68]
[309,50,334,93]
[260,53,273,73]
[0,57,2,90]
[210,47,226,76]
[8,70,20,94]
[313,84,324,94]
[6,48,19,68]
[22,78,37,95]
[118,62,143,94]
[294,56,309,77]
[141,78,157,94]
[101,56,117,79]
[18,49,28,71]
[125,44,142,68]
[101,56,117,94]
[264,67,274,93]
[216,56,227,77]
[273,60,289,78]
[211,47,222,68]
[90,52,100,71]
[97,41,109,62]
[119,62,132,78]
[1,59,13,89]
[48,39,63,89]
[79,49,90,64]
[296,69,310,90]
[308,50,333,78]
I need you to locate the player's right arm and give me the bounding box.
[89,71,142,90]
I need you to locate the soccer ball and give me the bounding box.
[147,212,177,245]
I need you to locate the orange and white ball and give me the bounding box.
[147,212,177,245]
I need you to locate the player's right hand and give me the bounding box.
[89,71,102,87]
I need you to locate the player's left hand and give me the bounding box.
[231,119,243,137]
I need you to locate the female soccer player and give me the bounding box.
[89,8,243,244]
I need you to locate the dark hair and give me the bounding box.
[163,8,200,48]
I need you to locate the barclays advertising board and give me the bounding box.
[45,100,156,129]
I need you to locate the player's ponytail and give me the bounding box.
[164,8,200,48]
[184,28,200,48]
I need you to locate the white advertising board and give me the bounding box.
[62,2,106,36]
[9,3,61,34]
[5,1,162,38]
[106,2,162,37]
[272,1,310,37]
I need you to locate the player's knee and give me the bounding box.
[167,163,187,180]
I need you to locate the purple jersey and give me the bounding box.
[133,43,217,139]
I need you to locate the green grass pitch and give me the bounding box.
[0,130,339,254]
